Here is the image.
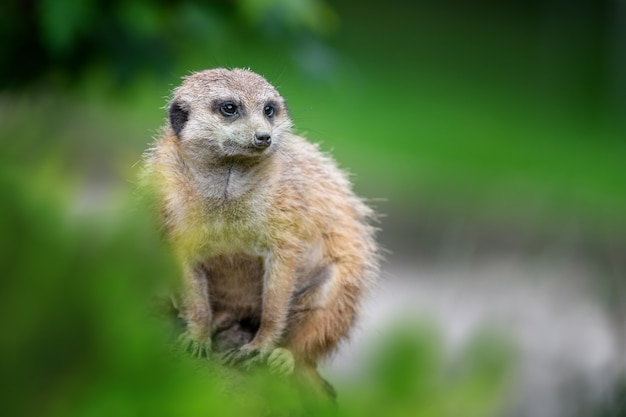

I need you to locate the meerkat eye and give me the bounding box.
[263,104,275,118]
[219,102,239,117]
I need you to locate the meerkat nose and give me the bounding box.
[253,132,272,148]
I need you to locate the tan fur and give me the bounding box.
[142,68,379,375]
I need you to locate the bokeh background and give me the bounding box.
[1,0,625,416]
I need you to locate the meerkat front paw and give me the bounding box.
[221,345,295,375]
[177,330,212,358]
[221,344,264,369]
[267,347,295,375]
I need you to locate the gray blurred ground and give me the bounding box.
[324,213,626,417]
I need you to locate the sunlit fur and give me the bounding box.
[142,68,379,384]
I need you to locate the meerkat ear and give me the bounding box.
[169,101,189,137]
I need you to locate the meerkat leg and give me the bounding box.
[178,264,212,358]
[285,261,360,362]
[280,263,361,398]
[284,302,356,363]
[280,306,350,399]
[223,250,295,367]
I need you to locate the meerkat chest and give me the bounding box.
[172,189,270,260]
[202,210,264,254]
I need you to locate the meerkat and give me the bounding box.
[142,68,379,394]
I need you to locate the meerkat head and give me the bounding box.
[167,68,292,162]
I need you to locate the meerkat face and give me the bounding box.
[168,68,292,162]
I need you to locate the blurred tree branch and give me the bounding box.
[0,0,337,88]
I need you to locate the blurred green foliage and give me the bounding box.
[344,326,514,417]
[0,0,337,86]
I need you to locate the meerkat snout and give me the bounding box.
[253,132,272,148]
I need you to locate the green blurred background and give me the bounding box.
[1,0,625,416]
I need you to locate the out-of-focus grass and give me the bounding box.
[340,326,514,417]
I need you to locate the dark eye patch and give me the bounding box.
[169,101,189,136]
